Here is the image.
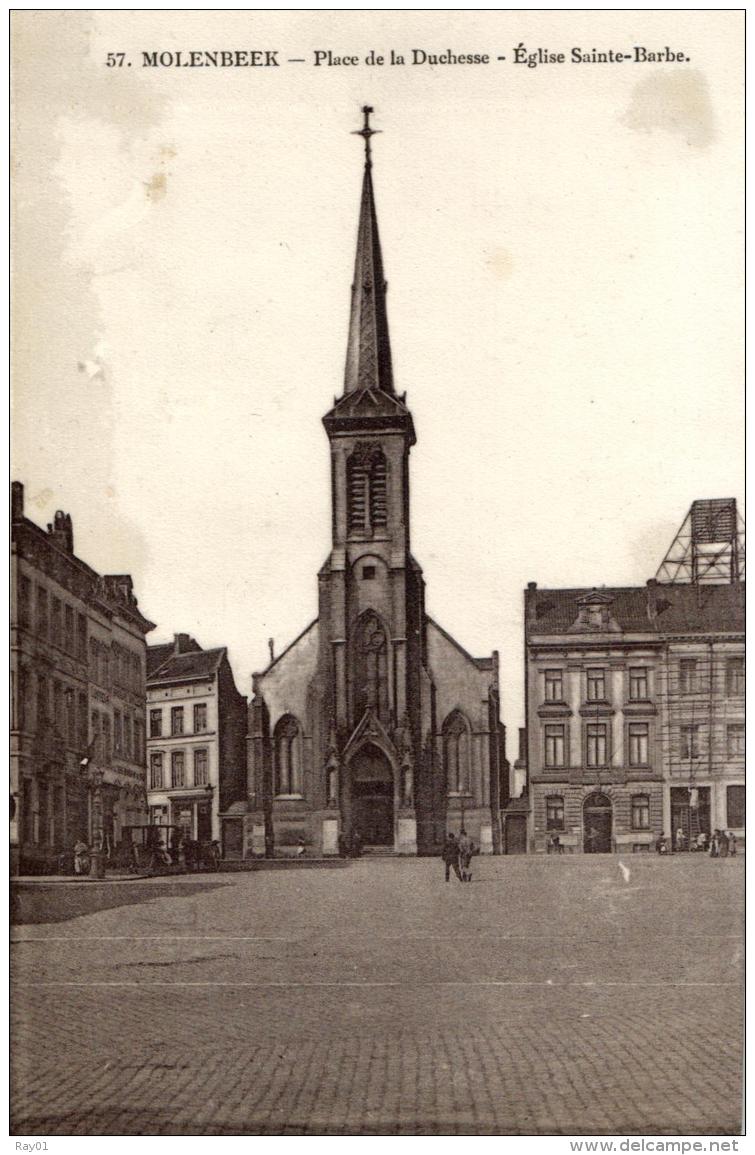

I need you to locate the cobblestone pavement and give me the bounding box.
[11,855,743,1135]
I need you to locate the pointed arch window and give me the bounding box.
[443,711,471,795]
[354,613,390,724]
[274,714,303,797]
[347,444,388,535]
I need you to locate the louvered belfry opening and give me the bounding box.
[347,444,387,536]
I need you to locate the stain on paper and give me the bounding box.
[623,70,714,148]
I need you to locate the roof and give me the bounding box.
[526,583,745,638]
[148,647,226,684]
[343,156,393,395]
[147,643,174,677]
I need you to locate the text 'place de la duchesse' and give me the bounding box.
[10,109,744,876]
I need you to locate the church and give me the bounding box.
[245,109,507,857]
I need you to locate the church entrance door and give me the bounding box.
[350,745,394,847]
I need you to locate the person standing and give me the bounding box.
[457,828,474,882]
[442,832,462,882]
[729,831,737,857]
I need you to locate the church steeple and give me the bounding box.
[343,106,394,396]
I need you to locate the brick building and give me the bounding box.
[10,481,155,873]
[245,111,507,858]
[524,577,744,853]
[146,635,247,846]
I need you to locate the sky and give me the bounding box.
[11,11,744,735]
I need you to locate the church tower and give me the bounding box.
[245,109,505,859]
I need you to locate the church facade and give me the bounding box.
[245,110,506,857]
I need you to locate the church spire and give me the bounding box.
[343,106,394,396]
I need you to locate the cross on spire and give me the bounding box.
[352,105,381,168]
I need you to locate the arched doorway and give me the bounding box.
[350,743,394,847]
[583,792,613,853]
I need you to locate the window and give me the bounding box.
[274,715,302,795]
[194,703,208,733]
[628,722,649,767]
[628,667,649,700]
[171,751,185,788]
[18,575,31,629]
[546,795,564,831]
[36,587,48,638]
[53,681,63,731]
[586,668,606,702]
[194,748,209,786]
[50,597,62,646]
[347,445,388,535]
[171,706,184,736]
[77,613,87,657]
[544,669,563,702]
[726,657,744,697]
[586,723,608,767]
[362,565,376,580]
[150,709,162,737]
[65,605,74,652]
[544,724,566,768]
[680,724,699,761]
[124,714,132,759]
[134,719,143,764]
[114,710,122,754]
[727,724,745,758]
[726,785,745,828]
[150,752,164,790]
[631,794,650,830]
[679,659,698,694]
[443,711,471,793]
[77,693,87,748]
[38,675,48,725]
[354,612,389,724]
[101,714,111,761]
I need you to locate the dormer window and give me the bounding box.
[569,591,619,634]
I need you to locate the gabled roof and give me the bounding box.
[526,583,745,637]
[148,647,226,684]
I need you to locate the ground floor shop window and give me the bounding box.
[727,785,745,828]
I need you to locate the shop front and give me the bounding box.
[170,791,213,842]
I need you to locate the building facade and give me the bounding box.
[245,111,506,858]
[11,481,155,873]
[146,635,247,844]
[524,578,745,853]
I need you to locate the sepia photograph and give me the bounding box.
[10,9,744,1140]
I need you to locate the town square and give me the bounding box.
[11,853,743,1135]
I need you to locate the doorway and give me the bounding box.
[505,814,527,854]
[583,792,613,853]
[350,744,394,847]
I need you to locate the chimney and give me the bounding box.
[646,578,658,622]
[526,581,538,622]
[268,638,275,663]
[51,510,74,554]
[518,727,528,767]
[174,633,193,655]
[11,481,24,522]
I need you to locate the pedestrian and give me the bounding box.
[442,832,462,882]
[351,829,362,858]
[709,830,720,858]
[695,831,707,853]
[728,831,737,857]
[296,836,306,857]
[457,828,474,882]
[73,838,89,875]
[719,829,730,858]
[676,826,686,852]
